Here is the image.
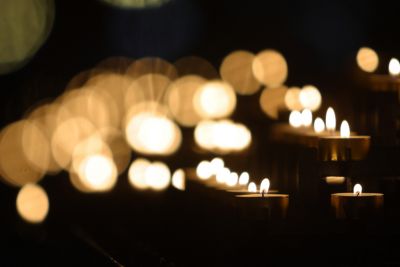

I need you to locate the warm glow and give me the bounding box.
[325,107,336,131]
[144,161,171,191]
[259,86,287,119]
[196,160,213,180]
[248,182,257,193]
[216,167,230,184]
[226,172,239,187]
[259,178,270,194]
[301,109,313,127]
[167,75,205,127]
[356,47,379,73]
[353,183,362,195]
[238,172,250,185]
[252,50,288,87]
[210,157,224,175]
[16,183,49,223]
[220,50,261,95]
[128,158,151,190]
[78,154,117,192]
[194,120,252,153]
[313,117,325,133]
[325,176,346,184]
[289,110,302,128]
[125,111,181,155]
[172,169,185,191]
[284,87,302,111]
[299,85,322,111]
[340,120,350,138]
[193,80,236,119]
[389,58,400,76]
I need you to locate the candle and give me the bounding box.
[235,178,289,220]
[331,183,384,220]
[318,120,370,161]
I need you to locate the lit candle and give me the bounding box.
[318,120,370,161]
[235,178,289,220]
[331,183,384,220]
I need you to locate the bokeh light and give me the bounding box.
[389,58,400,76]
[289,110,302,128]
[299,85,322,111]
[238,172,249,185]
[220,50,261,95]
[0,0,54,74]
[167,75,205,127]
[313,117,325,133]
[356,47,379,73]
[325,107,336,131]
[172,169,185,191]
[128,158,151,190]
[284,87,303,111]
[301,109,312,127]
[259,86,287,119]
[193,80,237,119]
[16,183,49,223]
[174,56,219,79]
[196,160,213,180]
[144,161,171,191]
[252,49,288,88]
[100,0,170,9]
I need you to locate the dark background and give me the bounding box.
[1,1,400,266]
[1,0,400,125]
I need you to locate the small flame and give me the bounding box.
[259,178,270,194]
[301,109,313,127]
[248,182,257,192]
[325,107,336,131]
[340,120,350,138]
[353,183,362,195]
[289,110,302,128]
[226,172,239,187]
[313,117,325,133]
[210,157,224,175]
[389,58,400,76]
[238,172,250,185]
[196,160,212,180]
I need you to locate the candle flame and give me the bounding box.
[340,120,350,138]
[353,183,362,195]
[325,107,336,131]
[289,110,302,128]
[389,58,400,76]
[301,109,313,127]
[248,182,257,192]
[313,117,325,133]
[238,172,250,185]
[210,157,224,175]
[216,167,230,184]
[259,178,270,194]
[196,160,212,180]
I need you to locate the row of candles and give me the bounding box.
[193,157,383,220]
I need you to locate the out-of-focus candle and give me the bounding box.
[331,183,384,219]
[235,178,289,220]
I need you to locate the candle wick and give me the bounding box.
[356,192,360,196]
[262,190,265,198]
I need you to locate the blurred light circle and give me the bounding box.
[313,117,325,133]
[300,109,313,127]
[144,161,171,190]
[289,110,302,128]
[77,154,117,192]
[284,87,302,111]
[194,80,236,119]
[0,0,55,74]
[252,50,288,88]
[172,169,185,191]
[16,183,49,223]
[259,86,287,119]
[126,58,177,80]
[356,47,379,73]
[220,50,261,95]
[194,120,216,150]
[128,158,151,190]
[196,160,213,180]
[0,120,46,187]
[299,85,322,111]
[125,111,181,155]
[167,75,205,127]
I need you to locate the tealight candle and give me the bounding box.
[331,183,384,220]
[318,120,370,161]
[235,178,289,220]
